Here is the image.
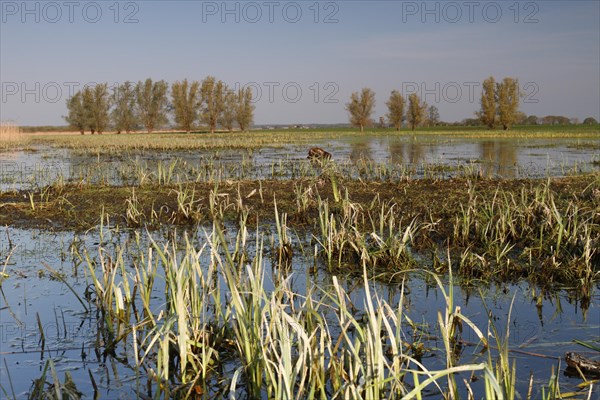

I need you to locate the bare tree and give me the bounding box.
[112,81,137,133]
[171,79,201,133]
[478,76,496,129]
[497,77,520,130]
[407,93,427,131]
[386,90,405,131]
[346,88,376,132]
[135,78,169,133]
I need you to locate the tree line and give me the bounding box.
[345,88,435,132]
[345,76,529,131]
[477,76,520,130]
[64,77,254,134]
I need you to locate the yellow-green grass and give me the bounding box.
[2,172,597,289]
[0,121,30,149]
[21,124,599,153]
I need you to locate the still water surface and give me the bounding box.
[0,135,598,397]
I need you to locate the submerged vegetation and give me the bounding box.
[1,157,598,288]
[3,215,596,399]
[0,130,598,398]
[73,223,596,399]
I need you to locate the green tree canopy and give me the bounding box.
[427,105,440,127]
[64,91,87,134]
[90,84,111,134]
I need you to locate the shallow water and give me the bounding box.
[1,135,599,191]
[0,226,598,398]
[1,137,599,398]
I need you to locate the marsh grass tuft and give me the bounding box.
[74,218,560,398]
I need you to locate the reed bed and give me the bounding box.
[2,172,598,399]
[2,128,598,399]
[1,159,598,290]
[78,220,561,399]
[0,121,28,149]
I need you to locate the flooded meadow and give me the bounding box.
[0,131,598,399]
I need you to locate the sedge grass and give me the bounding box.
[72,213,567,399]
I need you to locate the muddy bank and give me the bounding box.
[1,174,597,230]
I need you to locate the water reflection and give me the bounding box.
[1,136,598,191]
[409,141,426,164]
[480,141,518,178]
[389,142,406,164]
[349,138,372,162]
[388,141,427,164]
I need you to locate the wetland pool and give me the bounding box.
[0,227,598,398]
[1,135,599,191]
[0,134,599,398]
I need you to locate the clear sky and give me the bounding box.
[1,0,599,125]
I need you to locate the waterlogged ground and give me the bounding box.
[0,133,599,398]
[1,134,599,190]
[0,227,599,398]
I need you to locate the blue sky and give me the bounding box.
[1,0,599,125]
